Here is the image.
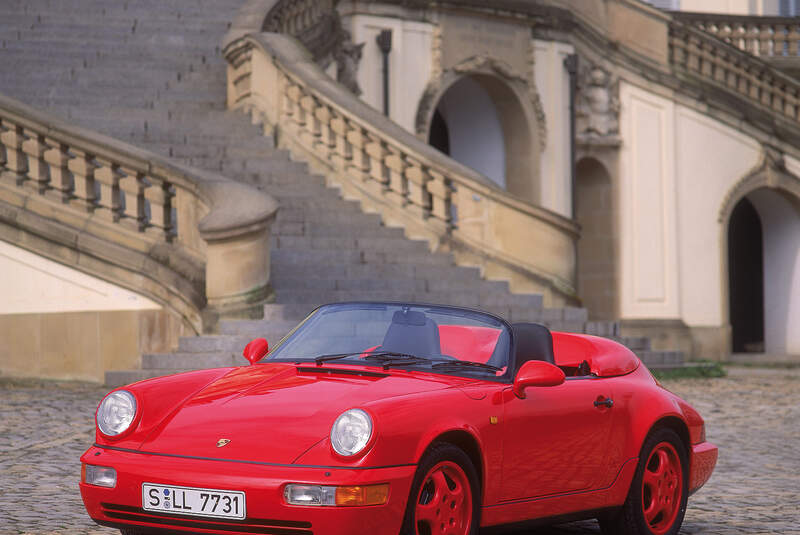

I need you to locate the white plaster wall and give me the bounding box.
[618,83,681,319]
[0,240,160,314]
[748,189,800,354]
[674,107,761,327]
[436,77,505,188]
[679,0,779,14]
[534,39,573,218]
[349,15,435,133]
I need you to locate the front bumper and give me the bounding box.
[80,445,415,535]
[688,441,718,495]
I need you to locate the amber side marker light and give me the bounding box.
[284,483,389,506]
[335,484,390,506]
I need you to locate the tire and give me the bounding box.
[400,442,480,535]
[599,428,689,535]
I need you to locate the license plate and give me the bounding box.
[142,483,246,520]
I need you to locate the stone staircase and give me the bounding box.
[0,0,686,386]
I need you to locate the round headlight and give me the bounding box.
[97,390,137,437]
[330,409,373,456]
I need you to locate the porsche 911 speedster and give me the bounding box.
[80,302,717,535]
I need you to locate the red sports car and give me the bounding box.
[80,302,717,535]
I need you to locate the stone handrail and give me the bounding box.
[674,11,800,58]
[0,93,278,333]
[669,21,800,124]
[224,33,579,304]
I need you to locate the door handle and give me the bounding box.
[594,397,614,408]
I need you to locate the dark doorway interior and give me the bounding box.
[728,197,765,353]
[428,108,450,155]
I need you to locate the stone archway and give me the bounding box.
[575,157,616,320]
[722,149,800,355]
[416,59,544,205]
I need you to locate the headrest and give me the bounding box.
[391,310,427,326]
[511,322,555,370]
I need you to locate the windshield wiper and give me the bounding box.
[362,352,432,369]
[313,350,431,367]
[313,352,362,365]
[431,360,502,373]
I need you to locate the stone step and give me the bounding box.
[271,248,454,267]
[141,352,243,370]
[105,368,195,389]
[272,236,431,253]
[176,334,254,354]
[637,350,686,367]
[217,319,299,339]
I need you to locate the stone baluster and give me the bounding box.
[364,133,389,193]
[144,178,172,238]
[307,95,323,152]
[670,30,687,67]
[788,25,800,56]
[285,83,304,138]
[0,121,27,184]
[43,138,73,203]
[298,94,316,150]
[21,129,49,193]
[329,113,351,172]
[94,157,123,222]
[346,125,370,181]
[283,80,299,122]
[744,23,759,55]
[404,155,431,219]
[700,39,715,78]
[686,32,702,73]
[118,167,146,231]
[427,169,453,230]
[67,149,97,212]
[384,146,408,207]
[774,24,787,56]
[314,101,333,159]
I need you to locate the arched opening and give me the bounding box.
[426,74,538,202]
[575,158,616,320]
[728,197,764,353]
[728,188,800,355]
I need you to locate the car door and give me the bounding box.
[499,376,616,501]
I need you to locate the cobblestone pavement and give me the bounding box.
[0,367,797,535]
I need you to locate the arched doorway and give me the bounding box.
[728,188,800,355]
[425,73,539,203]
[575,157,616,320]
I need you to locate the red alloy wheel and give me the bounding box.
[641,441,684,535]
[414,460,473,535]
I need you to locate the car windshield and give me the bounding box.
[267,303,511,378]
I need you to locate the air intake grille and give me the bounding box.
[100,503,313,535]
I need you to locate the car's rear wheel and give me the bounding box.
[401,442,480,535]
[599,428,688,535]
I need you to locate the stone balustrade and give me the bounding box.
[674,12,800,58]
[0,93,278,333]
[224,33,578,304]
[669,21,800,124]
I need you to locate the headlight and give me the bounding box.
[330,409,372,456]
[97,390,137,437]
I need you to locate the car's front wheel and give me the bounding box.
[401,442,480,535]
[599,427,689,535]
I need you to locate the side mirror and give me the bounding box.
[243,338,269,365]
[513,360,565,398]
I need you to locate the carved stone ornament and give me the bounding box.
[415,54,547,150]
[718,145,800,223]
[334,31,365,96]
[576,63,620,140]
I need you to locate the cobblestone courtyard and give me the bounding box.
[0,367,797,535]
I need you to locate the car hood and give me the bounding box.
[136,363,459,464]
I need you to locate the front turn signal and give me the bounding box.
[335,484,390,506]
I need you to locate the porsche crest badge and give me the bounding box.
[216,438,231,447]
